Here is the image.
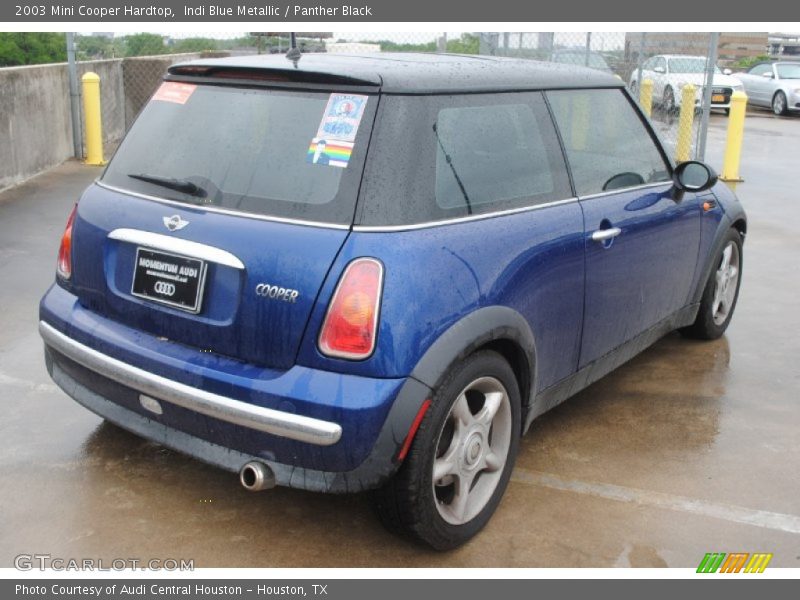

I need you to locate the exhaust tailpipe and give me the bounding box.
[239,461,276,491]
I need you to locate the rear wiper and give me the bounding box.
[432,123,473,215]
[128,173,207,198]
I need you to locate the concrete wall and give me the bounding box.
[0,63,74,191]
[0,53,203,192]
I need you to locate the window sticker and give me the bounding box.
[152,82,197,105]
[307,93,367,168]
[315,94,369,142]
[306,138,354,168]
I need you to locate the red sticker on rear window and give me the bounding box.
[152,82,196,105]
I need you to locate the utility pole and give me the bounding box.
[66,33,83,159]
[696,32,720,161]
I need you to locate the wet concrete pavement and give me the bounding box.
[1,113,799,568]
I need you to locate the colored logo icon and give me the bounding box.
[697,552,772,573]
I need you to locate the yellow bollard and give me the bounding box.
[720,91,747,182]
[81,72,106,166]
[675,84,696,163]
[639,79,653,117]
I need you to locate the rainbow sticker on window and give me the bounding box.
[306,138,354,169]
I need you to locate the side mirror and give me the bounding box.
[653,66,666,74]
[672,161,718,201]
[762,72,774,79]
[723,68,733,75]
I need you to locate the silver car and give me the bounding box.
[737,61,800,116]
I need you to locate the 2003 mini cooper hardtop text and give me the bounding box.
[40,53,746,549]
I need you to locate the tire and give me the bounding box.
[681,228,743,340]
[663,86,676,113]
[372,350,521,550]
[772,91,788,116]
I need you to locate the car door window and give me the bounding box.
[655,57,667,72]
[547,89,671,196]
[748,63,772,76]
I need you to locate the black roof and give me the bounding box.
[169,52,622,93]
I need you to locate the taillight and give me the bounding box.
[56,204,78,280]
[318,258,384,360]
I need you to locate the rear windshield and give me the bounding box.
[102,84,376,225]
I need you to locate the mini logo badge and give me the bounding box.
[163,215,189,232]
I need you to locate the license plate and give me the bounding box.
[131,248,207,313]
[712,94,725,103]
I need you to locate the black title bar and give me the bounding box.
[4,579,796,600]
[3,0,796,22]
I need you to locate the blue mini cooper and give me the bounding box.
[40,53,746,549]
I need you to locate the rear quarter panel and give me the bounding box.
[296,203,586,395]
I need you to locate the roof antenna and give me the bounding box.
[286,32,302,67]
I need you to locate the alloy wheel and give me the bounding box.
[773,92,786,116]
[712,241,741,326]
[432,376,513,525]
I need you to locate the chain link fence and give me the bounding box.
[477,32,739,162]
[70,31,767,161]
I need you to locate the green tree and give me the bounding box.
[0,33,67,67]
[76,35,114,60]
[374,40,436,53]
[172,38,219,53]
[218,36,255,50]
[124,33,166,57]
[733,54,772,69]
[446,33,480,55]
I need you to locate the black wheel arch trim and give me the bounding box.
[313,302,540,490]
[409,306,538,411]
[690,209,746,306]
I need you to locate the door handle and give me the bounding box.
[591,227,622,242]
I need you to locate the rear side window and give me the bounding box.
[357,92,571,227]
[547,89,671,196]
[102,85,376,225]
[434,104,556,211]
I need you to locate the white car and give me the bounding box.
[629,54,744,114]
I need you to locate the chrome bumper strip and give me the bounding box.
[39,321,342,446]
[108,228,245,270]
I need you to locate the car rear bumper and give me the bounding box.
[40,283,432,492]
[40,320,342,446]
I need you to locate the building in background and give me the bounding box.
[769,33,800,57]
[624,32,768,67]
